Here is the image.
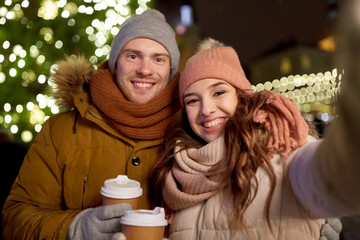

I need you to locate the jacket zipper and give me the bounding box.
[89,109,106,122]
[82,176,87,209]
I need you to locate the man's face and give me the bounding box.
[115,38,171,104]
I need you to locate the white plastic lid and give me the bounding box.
[120,207,168,227]
[100,175,143,199]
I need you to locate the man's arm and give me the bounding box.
[1,119,78,239]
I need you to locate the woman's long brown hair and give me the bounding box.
[220,89,274,230]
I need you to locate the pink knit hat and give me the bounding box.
[179,46,252,106]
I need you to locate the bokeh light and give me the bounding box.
[0,0,154,145]
[0,0,338,147]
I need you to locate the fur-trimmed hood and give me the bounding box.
[50,55,96,111]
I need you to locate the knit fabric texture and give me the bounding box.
[179,46,252,106]
[253,91,309,158]
[90,61,180,140]
[108,9,180,80]
[162,136,225,210]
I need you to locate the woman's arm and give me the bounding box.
[289,0,360,218]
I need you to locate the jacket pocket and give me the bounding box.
[63,171,86,209]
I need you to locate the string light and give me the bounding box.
[252,68,341,114]
[1,0,153,144]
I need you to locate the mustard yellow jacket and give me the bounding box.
[2,58,166,239]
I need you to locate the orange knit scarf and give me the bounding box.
[90,62,180,140]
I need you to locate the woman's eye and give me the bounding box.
[214,90,225,97]
[185,99,198,105]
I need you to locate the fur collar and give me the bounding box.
[50,55,95,111]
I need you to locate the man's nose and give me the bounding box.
[136,59,153,76]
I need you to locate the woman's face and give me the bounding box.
[183,78,238,143]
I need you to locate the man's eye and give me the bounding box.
[127,54,137,60]
[155,58,164,63]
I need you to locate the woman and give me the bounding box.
[150,3,360,236]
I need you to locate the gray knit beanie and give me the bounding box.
[109,9,180,80]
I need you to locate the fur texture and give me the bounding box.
[50,55,95,111]
[196,38,225,53]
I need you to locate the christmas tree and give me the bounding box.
[0,0,154,146]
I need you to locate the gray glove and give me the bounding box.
[67,203,132,240]
[319,218,342,240]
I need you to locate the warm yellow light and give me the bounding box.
[318,35,335,52]
[253,68,341,113]
[16,105,23,113]
[26,102,35,111]
[22,0,29,8]
[63,2,78,16]
[3,40,10,49]
[35,124,42,132]
[37,55,45,64]
[29,105,45,125]
[4,114,12,123]
[38,74,46,84]
[30,45,40,58]
[280,57,292,74]
[51,105,59,114]
[0,72,5,83]
[10,125,18,134]
[21,130,33,143]
[9,68,17,77]
[4,103,11,112]
[55,40,63,49]
[38,0,58,20]
[18,59,25,68]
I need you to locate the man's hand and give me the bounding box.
[67,203,132,240]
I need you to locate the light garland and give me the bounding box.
[253,68,342,114]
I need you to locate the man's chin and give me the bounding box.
[129,95,153,104]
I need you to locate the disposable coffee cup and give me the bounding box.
[120,207,168,240]
[100,175,143,209]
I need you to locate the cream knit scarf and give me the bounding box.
[90,62,180,140]
[162,136,225,210]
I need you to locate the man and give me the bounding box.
[2,9,180,239]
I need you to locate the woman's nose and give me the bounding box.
[201,100,216,116]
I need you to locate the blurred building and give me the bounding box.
[247,45,335,84]
[155,0,341,134]
[155,0,339,74]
